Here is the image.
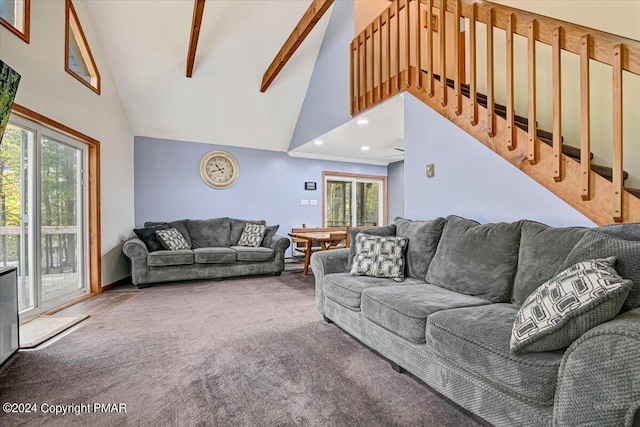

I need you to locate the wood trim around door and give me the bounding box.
[11,103,103,294]
[322,171,388,227]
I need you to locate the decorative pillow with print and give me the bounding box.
[350,234,408,282]
[510,257,632,353]
[156,228,190,251]
[238,224,267,247]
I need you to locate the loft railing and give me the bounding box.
[351,0,640,223]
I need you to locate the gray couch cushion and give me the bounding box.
[187,218,232,248]
[426,215,522,303]
[147,250,194,266]
[559,230,640,311]
[426,304,564,405]
[193,247,237,264]
[231,246,274,262]
[394,217,446,280]
[512,221,587,305]
[361,284,490,343]
[596,223,640,240]
[348,225,396,266]
[230,219,266,245]
[323,273,425,311]
[261,225,279,248]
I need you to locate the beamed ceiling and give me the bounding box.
[86,0,332,152]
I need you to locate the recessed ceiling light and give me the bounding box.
[361,146,370,151]
[357,118,369,125]
[314,140,323,146]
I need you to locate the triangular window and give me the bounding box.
[65,0,100,94]
[0,0,30,43]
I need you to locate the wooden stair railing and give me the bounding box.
[350,0,640,224]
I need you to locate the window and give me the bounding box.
[0,0,30,43]
[323,172,387,227]
[65,0,100,94]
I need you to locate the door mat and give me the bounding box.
[19,315,90,349]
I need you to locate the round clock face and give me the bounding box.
[199,151,240,189]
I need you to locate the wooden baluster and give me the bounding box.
[416,0,422,90]
[356,36,361,113]
[552,27,563,182]
[386,9,391,95]
[580,34,591,201]
[405,0,410,88]
[426,0,434,97]
[350,40,355,115]
[396,0,400,91]
[469,3,477,125]
[612,43,624,222]
[527,19,538,164]
[453,0,461,115]
[486,8,495,136]
[378,16,383,101]
[363,31,368,109]
[439,0,447,107]
[506,13,515,150]
[368,25,374,106]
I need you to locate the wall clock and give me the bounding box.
[199,150,240,189]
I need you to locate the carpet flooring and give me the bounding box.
[0,271,486,427]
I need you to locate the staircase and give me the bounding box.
[350,0,640,224]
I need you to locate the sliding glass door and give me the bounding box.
[324,173,385,227]
[40,135,85,307]
[0,117,88,316]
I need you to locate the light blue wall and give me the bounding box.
[403,94,596,227]
[288,0,354,150]
[387,161,404,221]
[134,136,386,254]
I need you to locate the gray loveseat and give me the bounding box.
[311,215,640,427]
[123,217,290,287]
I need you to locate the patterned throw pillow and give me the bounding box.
[156,228,190,251]
[350,234,408,282]
[510,257,632,353]
[238,224,267,247]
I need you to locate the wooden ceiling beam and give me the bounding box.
[186,0,206,78]
[260,0,334,92]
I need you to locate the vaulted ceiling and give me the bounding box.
[86,0,332,152]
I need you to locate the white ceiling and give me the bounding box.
[289,94,404,166]
[86,0,332,152]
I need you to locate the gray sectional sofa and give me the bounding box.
[123,217,290,287]
[311,216,640,427]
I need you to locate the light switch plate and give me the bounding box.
[301,199,309,205]
[310,199,318,206]
[426,164,435,177]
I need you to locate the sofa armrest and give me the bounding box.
[310,248,350,315]
[269,235,291,272]
[270,234,291,254]
[122,238,149,285]
[123,238,148,260]
[554,308,640,427]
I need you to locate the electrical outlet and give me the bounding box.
[426,164,435,178]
